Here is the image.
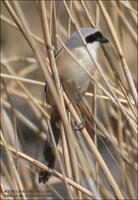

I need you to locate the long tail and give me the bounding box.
[39,111,60,183]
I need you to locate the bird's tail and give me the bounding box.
[39,111,60,183]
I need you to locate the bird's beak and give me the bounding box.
[99,37,109,44]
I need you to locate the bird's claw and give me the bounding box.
[73,118,85,131]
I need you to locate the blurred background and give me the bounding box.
[1,1,137,199]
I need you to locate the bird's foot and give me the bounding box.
[73,118,85,131]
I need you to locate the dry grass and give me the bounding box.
[0,0,137,200]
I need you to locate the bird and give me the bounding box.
[39,27,109,183]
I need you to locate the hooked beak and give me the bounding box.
[99,37,109,44]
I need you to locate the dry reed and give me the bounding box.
[1,1,137,199]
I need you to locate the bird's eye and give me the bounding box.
[95,32,103,41]
[85,31,103,43]
[85,34,95,43]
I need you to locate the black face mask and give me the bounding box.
[85,31,109,44]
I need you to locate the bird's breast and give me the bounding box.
[56,47,97,100]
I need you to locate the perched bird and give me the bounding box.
[39,27,109,183]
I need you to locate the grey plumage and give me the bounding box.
[65,28,98,48]
[39,27,108,183]
[57,27,106,104]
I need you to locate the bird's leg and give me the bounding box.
[70,105,85,131]
[72,117,85,131]
[74,119,85,131]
